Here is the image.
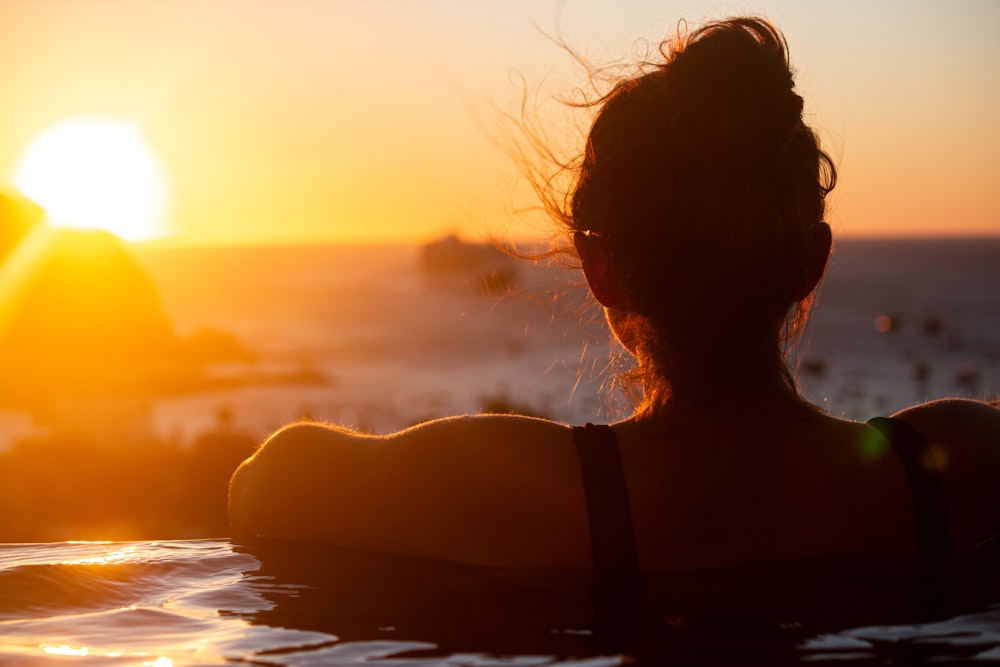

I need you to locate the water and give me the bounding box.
[124,237,998,444]
[800,238,1000,418]
[1,539,997,665]
[3,237,994,448]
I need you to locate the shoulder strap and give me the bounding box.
[867,416,950,609]
[572,423,640,624]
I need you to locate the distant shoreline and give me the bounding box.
[130,234,1000,252]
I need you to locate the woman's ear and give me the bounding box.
[574,232,624,308]
[795,222,832,300]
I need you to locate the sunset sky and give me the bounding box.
[1,0,998,245]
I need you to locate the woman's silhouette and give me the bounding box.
[229,17,999,595]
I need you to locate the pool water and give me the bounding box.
[0,539,998,665]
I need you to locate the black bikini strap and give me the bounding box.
[867,416,949,604]
[572,423,640,623]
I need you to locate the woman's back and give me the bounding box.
[231,398,999,572]
[614,409,912,571]
[621,399,999,572]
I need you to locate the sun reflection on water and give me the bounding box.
[61,544,140,566]
[43,645,88,656]
[41,645,174,667]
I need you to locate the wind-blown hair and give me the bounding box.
[544,17,837,412]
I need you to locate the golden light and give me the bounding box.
[43,645,89,657]
[12,117,170,242]
[62,545,140,566]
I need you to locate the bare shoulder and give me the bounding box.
[892,398,1000,447]
[395,412,574,446]
[890,399,1000,555]
[890,397,1000,478]
[238,413,574,470]
[228,414,587,565]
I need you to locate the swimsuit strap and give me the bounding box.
[572,423,640,623]
[867,416,950,602]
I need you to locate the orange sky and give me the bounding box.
[1,0,998,245]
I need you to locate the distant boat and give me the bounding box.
[420,235,518,293]
[420,234,510,273]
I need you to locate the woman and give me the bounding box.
[229,18,999,585]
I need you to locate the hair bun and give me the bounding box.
[669,18,805,157]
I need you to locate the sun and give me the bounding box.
[12,117,170,242]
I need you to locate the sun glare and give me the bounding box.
[12,117,170,242]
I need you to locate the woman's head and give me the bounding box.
[562,17,837,409]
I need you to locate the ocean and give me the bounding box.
[127,237,998,443]
[0,236,998,664]
[2,236,995,447]
[124,237,1000,439]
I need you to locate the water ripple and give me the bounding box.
[0,539,997,665]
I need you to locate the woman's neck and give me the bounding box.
[637,369,817,423]
[623,390,822,448]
